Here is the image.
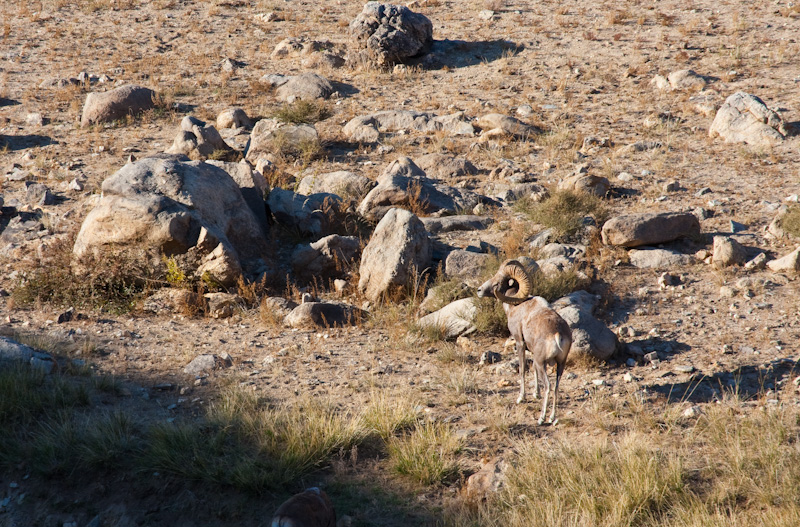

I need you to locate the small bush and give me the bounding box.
[779,205,800,238]
[516,189,609,240]
[273,99,332,124]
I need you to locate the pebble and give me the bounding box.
[674,364,695,374]
[623,372,634,382]
[592,379,605,386]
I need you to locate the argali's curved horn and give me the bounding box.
[492,260,532,305]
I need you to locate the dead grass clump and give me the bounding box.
[273,99,332,124]
[529,269,586,303]
[516,189,609,240]
[778,205,800,238]
[11,232,156,313]
[473,296,507,335]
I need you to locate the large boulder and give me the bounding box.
[73,155,270,286]
[166,116,233,159]
[709,92,787,147]
[357,157,480,221]
[205,159,269,234]
[628,248,692,269]
[291,234,360,279]
[80,84,157,126]
[601,212,700,248]
[358,208,431,301]
[296,170,375,199]
[553,291,618,361]
[349,2,433,67]
[284,301,365,328]
[216,107,253,130]
[444,250,492,286]
[245,118,320,162]
[414,153,478,180]
[272,72,334,102]
[416,298,477,339]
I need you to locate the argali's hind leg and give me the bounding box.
[535,360,550,425]
[516,340,526,404]
[549,361,566,424]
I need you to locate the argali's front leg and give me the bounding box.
[516,339,526,404]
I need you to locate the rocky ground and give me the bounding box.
[2,0,800,526]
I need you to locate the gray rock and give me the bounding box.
[414,153,478,180]
[166,116,233,159]
[349,2,433,67]
[184,354,231,375]
[601,212,700,247]
[204,292,243,318]
[766,246,800,272]
[553,291,618,360]
[25,182,56,206]
[267,188,342,237]
[284,301,365,328]
[487,182,549,203]
[712,236,748,268]
[464,458,507,498]
[262,297,298,319]
[73,156,270,287]
[558,171,610,197]
[275,72,334,102]
[358,208,431,301]
[444,250,492,285]
[421,215,493,234]
[476,113,540,138]
[205,159,269,234]
[142,288,204,314]
[245,118,319,163]
[709,91,786,147]
[296,170,374,199]
[629,248,692,269]
[342,110,474,142]
[0,336,55,373]
[216,107,253,129]
[291,234,360,278]
[357,157,479,221]
[667,69,708,90]
[81,84,157,126]
[416,297,477,339]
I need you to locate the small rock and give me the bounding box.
[644,351,659,363]
[623,372,634,382]
[683,405,702,418]
[674,364,695,374]
[479,351,501,365]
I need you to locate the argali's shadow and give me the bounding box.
[416,39,522,69]
[1,134,57,151]
[648,358,797,404]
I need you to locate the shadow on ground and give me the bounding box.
[419,39,521,69]
[648,357,797,403]
[1,134,57,151]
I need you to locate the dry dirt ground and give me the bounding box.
[2,0,800,525]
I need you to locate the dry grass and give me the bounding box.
[448,390,800,526]
[516,189,609,240]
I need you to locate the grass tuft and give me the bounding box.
[273,99,332,124]
[388,420,461,486]
[516,189,609,240]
